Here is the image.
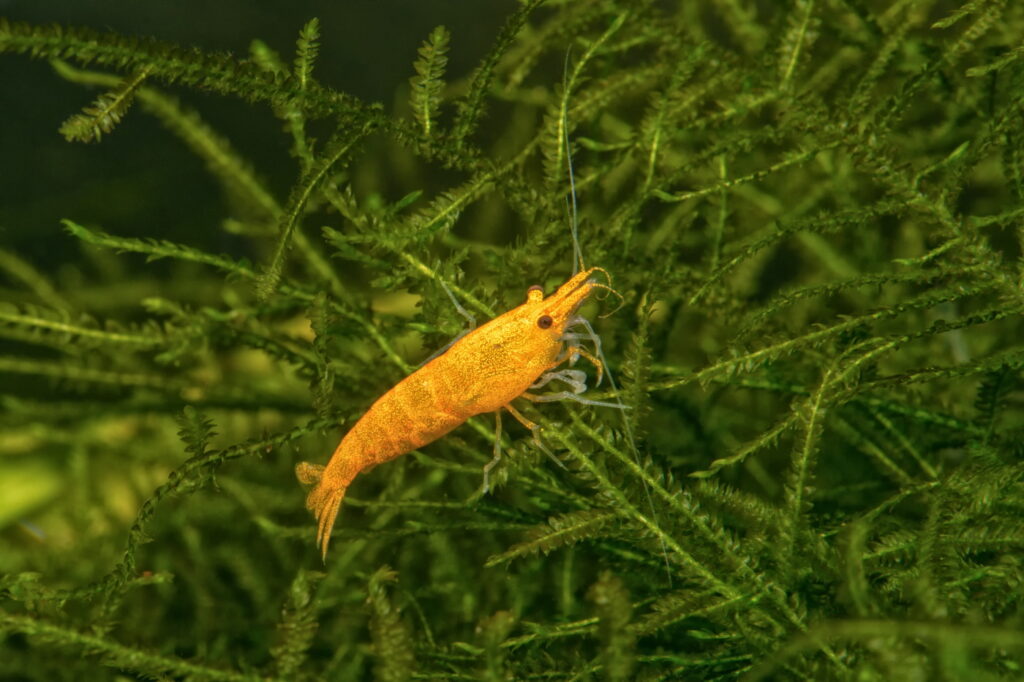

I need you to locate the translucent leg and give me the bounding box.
[479,410,503,495]
[521,390,628,409]
[531,368,588,393]
[504,403,567,470]
[564,315,603,359]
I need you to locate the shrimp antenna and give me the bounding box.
[562,48,583,276]
[583,267,624,315]
[592,283,625,317]
[562,41,673,588]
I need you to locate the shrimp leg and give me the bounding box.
[479,410,503,495]
[482,342,623,491]
[531,368,588,393]
[523,391,625,409]
[525,345,627,409]
[559,346,604,386]
[504,403,567,471]
[565,315,602,355]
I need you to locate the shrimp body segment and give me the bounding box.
[297,267,605,558]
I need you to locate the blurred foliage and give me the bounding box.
[2,1,1024,680]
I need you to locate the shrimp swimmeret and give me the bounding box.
[295,266,622,559]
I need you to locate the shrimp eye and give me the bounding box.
[527,285,543,294]
[526,284,544,303]
[537,314,553,329]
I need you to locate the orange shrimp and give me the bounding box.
[295,266,617,558]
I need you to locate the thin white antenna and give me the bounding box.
[562,49,583,276]
[560,48,673,588]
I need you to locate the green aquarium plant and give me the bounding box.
[1,1,1024,680]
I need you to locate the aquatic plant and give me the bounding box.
[1,1,1023,679]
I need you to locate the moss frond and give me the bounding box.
[409,25,449,137]
[58,68,148,142]
[452,0,544,145]
[174,405,217,458]
[485,509,618,567]
[588,571,635,682]
[292,18,320,92]
[0,17,376,120]
[366,565,416,682]
[269,568,323,679]
[257,125,371,301]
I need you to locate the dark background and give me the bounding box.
[0,0,517,267]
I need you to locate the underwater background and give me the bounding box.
[1,1,1023,680]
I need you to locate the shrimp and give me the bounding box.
[295,266,618,559]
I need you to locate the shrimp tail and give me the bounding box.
[295,461,348,560]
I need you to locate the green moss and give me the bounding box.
[2,2,1024,680]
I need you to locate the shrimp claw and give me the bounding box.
[531,368,588,393]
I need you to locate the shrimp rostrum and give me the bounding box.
[295,266,619,558]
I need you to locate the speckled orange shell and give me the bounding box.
[298,267,601,558]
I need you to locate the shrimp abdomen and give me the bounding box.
[297,362,469,558]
